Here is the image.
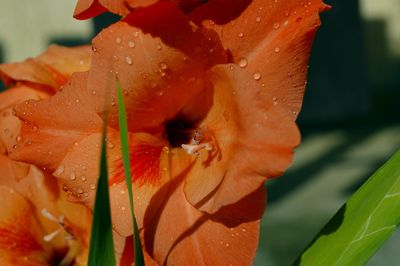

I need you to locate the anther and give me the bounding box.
[181,142,213,156]
[41,208,72,242]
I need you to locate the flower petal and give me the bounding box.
[0,186,49,265]
[190,0,330,118]
[87,1,226,132]
[10,72,102,169]
[144,177,265,265]
[0,85,49,153]
[0,45,92,92]
[74,0,109,20]
[184,65,300,213]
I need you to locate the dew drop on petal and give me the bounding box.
[273,22,280,29]
[256,16,261,22]
[160,62,168,70]
[125,56,133,65]
[128,41,135,48]
[55,165,65,175]
[69,172,76,181]
[238,58,248,68]
[274,47,280,53]
[253,72,262,81]
[89,184,96,190]
[115,37,122,44]
[238,32,244,38]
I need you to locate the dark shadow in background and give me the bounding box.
[300,0,370,123]
[268,0,400,204]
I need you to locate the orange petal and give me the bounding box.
[190,0,330,118]
[109,133,170,236]
[0,85,49,153]
[74,0,108,20]
[183,65,300,213]
[144,178,265,265]
[0,186,49,265]
[10,72,103,169]
[87,1,226,132]
[0,45,92,92]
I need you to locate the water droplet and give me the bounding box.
[121,206,126,211]
[256,16,261,22]
[79,60,84,65]
[91,90,97,95]
[156,44,162,50]
[238,32,244,38]
[76,188,83,194]
[55,165,65,175]
[159,62,168,70]
[225,243,230,247]
[81,176,87,182]
[296,17,303,23]
[89,184,96,190]
[128,41,135,48]
[273,22,280,29]
[287,72,293,77]
[107,141,115,149]
[32,125,38,132]
[133,31,140,37]
[120,189,125,194]
[69,172,76,181]
[16,136,22,142]
[253,72,262,81]
[238,58,248,68]
[274,47,280,53]
[125,56,133,65]
[83,192,89,197]
[115,37,122,44]
[284,10,290,17]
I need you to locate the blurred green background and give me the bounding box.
[0,0,399,265]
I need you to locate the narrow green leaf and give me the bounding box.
[296,150,400,265]
[88,134,116,266]
[117,80,145,266]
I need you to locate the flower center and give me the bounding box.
[165,116,197,148]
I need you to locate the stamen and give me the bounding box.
[41,208,60,223]
[41,208,73,242]
[43,229,62,242]
[182,142,213,155]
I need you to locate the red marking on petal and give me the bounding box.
[0,221,42,253]
[111,141,164,187]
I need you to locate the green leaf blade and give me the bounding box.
[297,150,400,265]
[88,138,116,266]
[117,81,145,266]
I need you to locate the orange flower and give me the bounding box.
[0,154,91,266]
[0,46,93,265]
[4,0,329,264]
